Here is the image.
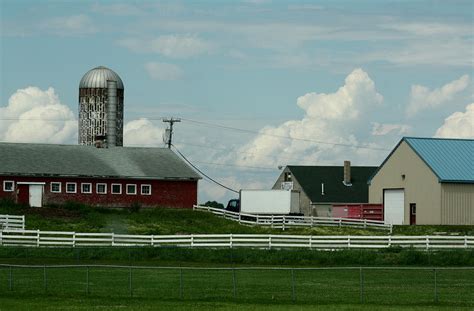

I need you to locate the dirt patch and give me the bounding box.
[23,207,82,219]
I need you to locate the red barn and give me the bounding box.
[0,143,201,209]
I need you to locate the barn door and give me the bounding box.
[29,184,43,207]
[384,189,405,225]
[410,203,416,225]
[17,184,29,205]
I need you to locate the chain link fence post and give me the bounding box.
[43,265,47,292]
[232,268,237,299]
[359,267,364,304]
[291,268,296,302]
[9,265,13,291]
[86,266,90,295]
[129,266,133,297]
[179,268,183,300]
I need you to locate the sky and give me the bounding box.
[1,0,473,204]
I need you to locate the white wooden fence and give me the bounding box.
[193,205,393,232]
[0,230,472,250]
[0,214,25,230]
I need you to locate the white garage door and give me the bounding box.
[384,189,404,225]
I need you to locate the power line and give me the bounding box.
[171,144,239,194]
[193,160,276,171]
[181,118,391,151]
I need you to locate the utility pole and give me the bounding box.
[163,117,181,148]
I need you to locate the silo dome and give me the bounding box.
[78,66,124,147]
[79,66,124,89]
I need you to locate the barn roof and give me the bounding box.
[369,137,474,184]
[285,166,377,204]
[0,143,201,180]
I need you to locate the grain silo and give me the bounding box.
[78,66,124,147]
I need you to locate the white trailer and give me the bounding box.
[239,190,300,215]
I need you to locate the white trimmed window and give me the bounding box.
[50,182,61,193]
[111,184,122,194]
[66,183,77,193]
[141,184,152,195]
[126,184,137,195]
[96,183,107,194]
[81,183,92,194]
[3,180,14,192]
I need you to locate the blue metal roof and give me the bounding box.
[404,137,474,183]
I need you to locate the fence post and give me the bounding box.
[282,216,285,231]
[129,266,133,297]
[9,266,13,291]
[268,235,272,249]
[426,236,430,250]
[86,266,89,295]
[359,267,364,304]
[230,234,233,248]
[111,233,115,246]
[37,229,40,247]
[434,268,438,303]
[191,234,194,248]
[271,215,274,228]
[309,235,312,249]
[238,213,241,224]
[291,268,296,302]
[22,215,25,230]
[363,219,367,229]
[43,265,47,292]
[179,268,183,299]
[232,268,237,298]
[464,236,468,249]
[0,230,2,246]
[311,216,314,228]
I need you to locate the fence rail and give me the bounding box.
[194,205,393,232]
[0,215,25,230]
[0,264,473,305]
[0,230,473,250]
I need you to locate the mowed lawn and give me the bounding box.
[1,297,472,311]
[0,266,473,307]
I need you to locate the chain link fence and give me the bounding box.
[0,264,473,305]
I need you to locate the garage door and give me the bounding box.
[384,189,404,225]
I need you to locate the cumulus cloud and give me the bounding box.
[40,15,97,36]
[407,74,470,117]
[234,68,385,168]
[371,123,411,136]
[0,87,77,143]
[118,34,213,58]
[434,103,474,138]
[145,62,183,80]
[123,118,165,146]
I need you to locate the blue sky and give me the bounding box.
[1,0,473,203]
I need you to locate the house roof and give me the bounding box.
[0,143,201,180]
[286,165,377,204]
[369,137,474,184]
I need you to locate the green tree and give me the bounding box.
[202,200,224,209]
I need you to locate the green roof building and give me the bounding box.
[272,162,377,216]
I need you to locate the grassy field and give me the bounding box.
[2,297,472,311]
[0,265,473,307]
[2,199,474,236]
[1,247,474,267]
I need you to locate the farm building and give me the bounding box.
[272,162,377,216]
[369,137,474,225]
[0,142,201,208]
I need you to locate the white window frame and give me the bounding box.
[50,182,62,193]
[126,184,137,195]
[111,183,122,194]
[66,182,77,193]
[96,183,107,194]
[81,183,92,194]
[141,184,152,195]
[3,180,14,192]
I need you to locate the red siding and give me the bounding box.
[0,175,197,209]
